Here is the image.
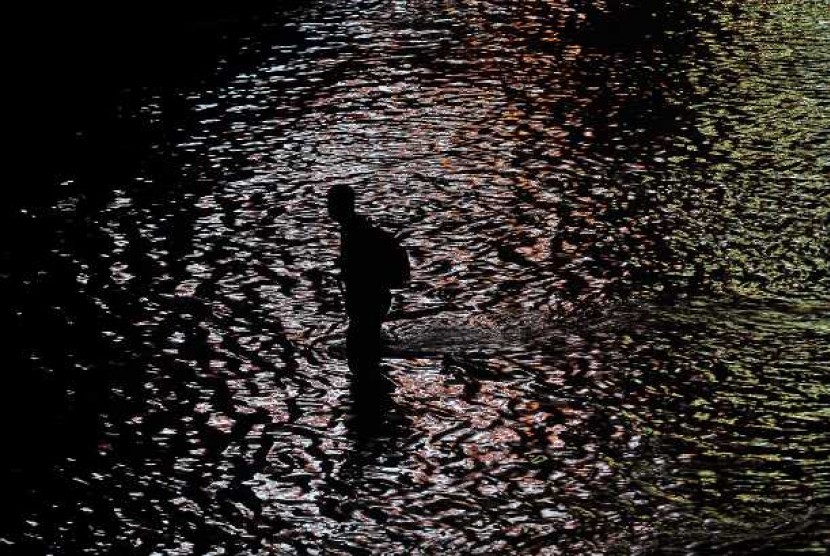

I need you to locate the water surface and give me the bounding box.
[3,0,828,553]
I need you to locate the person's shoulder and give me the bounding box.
[345,216,387,246]
[373,223,400,246]
[344,215,371,235]
[355,215,393,239]
[355,214,375,230]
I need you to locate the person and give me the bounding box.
[327,184,410,408]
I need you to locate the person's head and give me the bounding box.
[327,183,356,224]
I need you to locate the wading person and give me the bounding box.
[327,184,410,412]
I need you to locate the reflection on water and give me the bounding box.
[2,0,828,553]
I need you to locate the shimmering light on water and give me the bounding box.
[3,0,828,553]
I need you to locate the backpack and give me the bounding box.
[375,228,410,289]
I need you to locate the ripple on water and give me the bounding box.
[3,0,829,553]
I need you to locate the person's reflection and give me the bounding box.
[327,184,410,428]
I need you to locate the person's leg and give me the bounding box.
[347,313,392,410]
[347,317,382,378]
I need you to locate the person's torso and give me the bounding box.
[339,216,395,311]
[341,217,392,283]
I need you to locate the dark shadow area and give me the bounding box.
[6,2,305,210]
[1,4,306,546]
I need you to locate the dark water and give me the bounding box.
[3,0,828,553]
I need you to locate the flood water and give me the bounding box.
[3,0,828,553]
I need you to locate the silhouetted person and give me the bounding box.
[327,184,410,416]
